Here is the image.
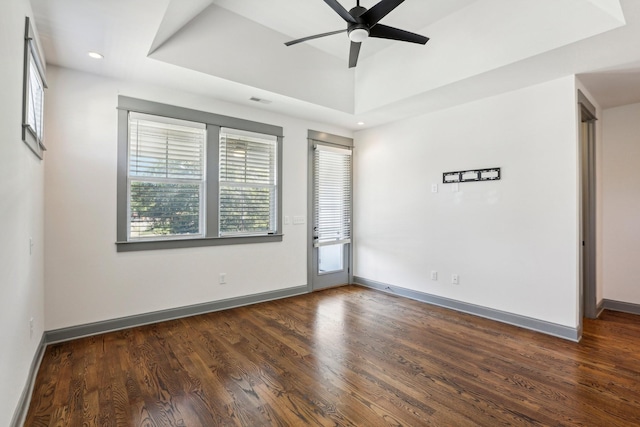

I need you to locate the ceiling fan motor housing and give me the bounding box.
[349,5,368,19]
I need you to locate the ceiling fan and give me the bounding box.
[285,0,429,68]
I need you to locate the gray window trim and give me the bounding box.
[206,125,221,238]
[22,17,48,159]
[118,96,284,137]
[308,129,353,147]
[116,108,129,243]
[116,96,283,251]
[117,235,284,252]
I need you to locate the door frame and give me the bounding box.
[578,90,598,321]
[307,130,354,292]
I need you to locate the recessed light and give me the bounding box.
[88,52,104,59]
[357,121,365,126]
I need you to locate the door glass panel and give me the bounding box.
[318,244,343,274]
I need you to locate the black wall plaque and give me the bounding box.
[443,167,501,184]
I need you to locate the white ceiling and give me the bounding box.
[30,0,640,129]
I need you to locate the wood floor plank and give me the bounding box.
[24,285,640,426]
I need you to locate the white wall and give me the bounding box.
[44,66,351,330]
[0,0,46,424]
[601,102,640,304]
[354,76,580,328]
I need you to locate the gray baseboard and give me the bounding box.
[602,299,640,315]
[353,276,580,342]
[595,299,605,317]
[11,333,47,427]
[46,285,308,344]
[12,285,308,426]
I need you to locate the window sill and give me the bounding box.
[116,234,283,252]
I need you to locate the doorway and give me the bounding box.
[307,130,353,291]
[579,90,597,320]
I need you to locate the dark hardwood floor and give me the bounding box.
[24,285,640,426]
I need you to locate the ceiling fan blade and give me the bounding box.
[285,29,347,46]
[349,41,361,68]
[323,0,356,23]
[369,24,429,44]
[361,0,405,26]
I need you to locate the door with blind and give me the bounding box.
[309,135,352,291]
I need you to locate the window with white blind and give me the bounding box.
[116,96,283,251]
[128,113,206,240]
[22,17,47,159]
[219,129,277,236]
[314,144,352,247]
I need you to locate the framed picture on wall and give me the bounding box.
[22,16,47,159]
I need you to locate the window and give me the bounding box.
[128,114,206,240]
[117,97,283,251]
[219,129,277,236]
[22,17,47,159]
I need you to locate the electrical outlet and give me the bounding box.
[29,237,33,255]
[452,274,459,285]
[219,273,227,285]
[29,317,34,338]
[431,183,438,193]
[430,271,438,281]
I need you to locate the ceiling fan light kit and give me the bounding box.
[285,0,429,68]
[348,27,369,43]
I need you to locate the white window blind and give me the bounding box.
[128,113,206,240]
[219,128,277,236]
[22,17,47,159]
[314,144,352,247]
[26,55,45,143]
